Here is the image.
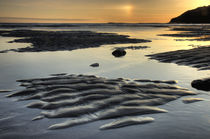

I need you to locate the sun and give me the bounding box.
[123,5,133,11]
[121,5,133,15]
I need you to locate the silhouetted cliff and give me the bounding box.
[170,5,210,23]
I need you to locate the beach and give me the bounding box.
[0,23,210,139]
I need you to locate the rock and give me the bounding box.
[90,63,99,67]
[112,48,126,57]
[170,6,210,23]
[191,78,210,91]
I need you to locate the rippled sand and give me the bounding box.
[8,74,196,130]
[148,46,210,70]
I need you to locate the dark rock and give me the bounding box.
[112,48,126,57]
[90,63,99,67]
[170,6,210,23]
[191,78,210,91]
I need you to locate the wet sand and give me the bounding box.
[159,26,210,41]
[0,30,151,53]
[8,74,196,130]
[0,24,210,138]
[148,46,210,70]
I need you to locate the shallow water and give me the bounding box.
[0,24,210,139]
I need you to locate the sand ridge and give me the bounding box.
[148,46,210,70]
[8,74,197,130]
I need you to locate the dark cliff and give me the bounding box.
[170,5,210,23]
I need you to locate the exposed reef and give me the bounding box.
[147,46,210,70]
[8,74,196,130]
[0,30,151,53]
[170,6,210,23]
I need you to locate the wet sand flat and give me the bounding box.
[159,26,210,41]
[8,74,196,130]
[148,46,210,70]
[0,30,151,53]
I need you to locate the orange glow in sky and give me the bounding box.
[0,0,209,23]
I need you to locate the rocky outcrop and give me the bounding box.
[170,6,210,23]
[191,78,210,91]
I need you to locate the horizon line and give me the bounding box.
[0,17,168,24]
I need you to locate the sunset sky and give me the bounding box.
[0,0,209,23]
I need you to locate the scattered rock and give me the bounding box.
[191,78,210,91]
[182,97,204,104]
[90,63,99,67]
[112,48,126,57]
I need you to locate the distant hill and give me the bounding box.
[170,5,210,23]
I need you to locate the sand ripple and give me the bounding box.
[8,74,196,130]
